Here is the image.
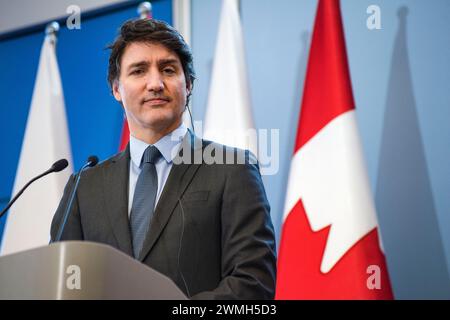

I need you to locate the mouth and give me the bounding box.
[142,97,170,106]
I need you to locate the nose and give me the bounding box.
[145,70,164,92]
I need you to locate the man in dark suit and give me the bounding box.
[50,18,276,300]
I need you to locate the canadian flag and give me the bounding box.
[276,0,393,299]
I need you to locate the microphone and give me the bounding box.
[50,159,70,173]
[53,155,98,242]
[0,159,69,219]
[86,155,99,167]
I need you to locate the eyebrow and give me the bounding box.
[126,61,149,71]
[158,58,179,67]
[126,58,180,71]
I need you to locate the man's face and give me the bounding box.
[113,42,191,139]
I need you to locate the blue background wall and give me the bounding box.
[191,0,450,299]
[1,0,449,299]
[0,0,172,245]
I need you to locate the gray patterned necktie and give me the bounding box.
[130,145,161,258]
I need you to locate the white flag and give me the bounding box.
[1,32,73,255]
[203,0,257,155]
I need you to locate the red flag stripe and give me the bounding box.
[295,0,354,152]
[118,119,130,151]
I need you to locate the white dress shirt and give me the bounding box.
[128,123,188,217]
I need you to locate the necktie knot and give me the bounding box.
[142,145,161,165]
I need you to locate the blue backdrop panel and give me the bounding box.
[0,0,172,242]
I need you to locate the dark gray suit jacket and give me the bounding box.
[50,132,276,299]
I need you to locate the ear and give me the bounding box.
[112,80,122,102]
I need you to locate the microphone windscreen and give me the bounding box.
[51,159,69,172]
[87,155,99,167]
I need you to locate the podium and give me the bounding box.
[0,241,187,299]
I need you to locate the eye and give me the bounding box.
[130,69,144,76]
[163,67,176,75]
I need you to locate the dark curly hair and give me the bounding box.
[107,18,196,104]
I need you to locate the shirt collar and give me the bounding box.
[129,123,188,168]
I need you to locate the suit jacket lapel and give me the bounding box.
[138,132,203,261]
[102,145,133,256]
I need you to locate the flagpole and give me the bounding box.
[45,21,59,45]
[138,1,152,19]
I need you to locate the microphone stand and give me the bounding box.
[53,156,98,242]
[0,159,68,219]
